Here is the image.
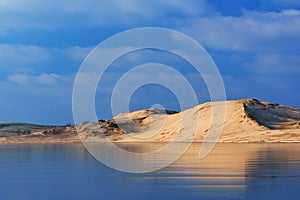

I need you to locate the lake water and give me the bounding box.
[1,143,300,200]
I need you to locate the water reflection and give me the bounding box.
[127,143,300,199]
[244,144,300,200]
[0,143,300,200]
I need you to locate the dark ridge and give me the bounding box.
[147,108,178,115]
[0,123,54,137]
[244,99,300,130]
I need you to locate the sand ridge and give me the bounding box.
[78,99,300,143]
[1,99,300,144]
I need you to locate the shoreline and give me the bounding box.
[1,138,300,145]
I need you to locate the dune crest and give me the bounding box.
[104,99,300,143]
[1,99,300,144]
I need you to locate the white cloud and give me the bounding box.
[0,72,74,125]
[7,73,72,85]
[62,46,92,62]
[7,74,29,85]
[245,54,300,74]
[0,0,210,29]
[0,44,92,74]
[36,73,71,84]
[178,9,300,52]
[0,44,52,67]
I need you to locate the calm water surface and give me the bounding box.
[0,143,300,200]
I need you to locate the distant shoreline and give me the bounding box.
[1,138,300,145]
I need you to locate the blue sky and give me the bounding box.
[0,0,300,125]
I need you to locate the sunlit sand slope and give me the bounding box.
[1,99,300,143]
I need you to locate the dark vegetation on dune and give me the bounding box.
[244,99,300,130]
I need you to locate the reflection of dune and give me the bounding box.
[136,143,300,197]
[165,143,300,177]
[245,144,300,177]
[164,143,248,177]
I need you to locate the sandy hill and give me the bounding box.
[0,123,53,137]
[0,123,78,144]
[1,99,300,144]
[87,98,300,143]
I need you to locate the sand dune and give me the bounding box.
[0,123,78,144]
[1,99,300,144]
[0,123,53,137]
[104,99,300,143]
